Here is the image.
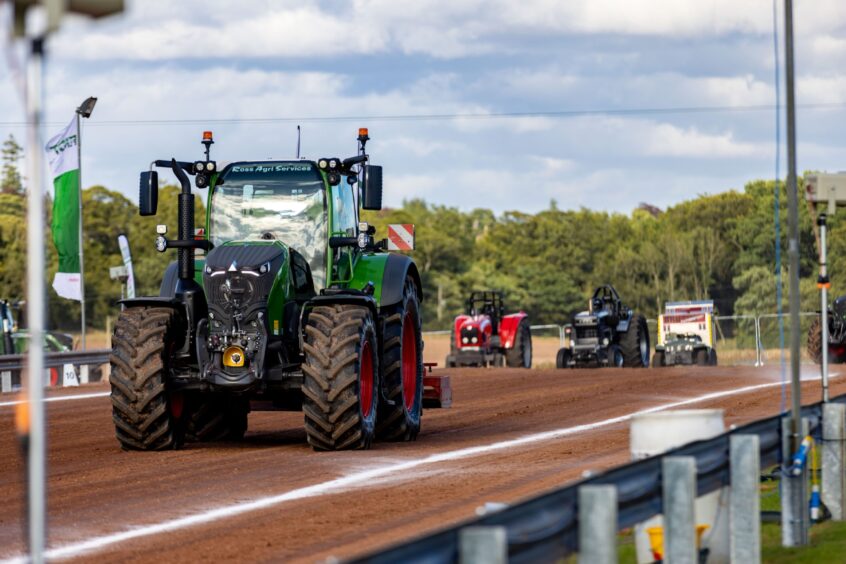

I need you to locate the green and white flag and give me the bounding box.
[46,117,82,301]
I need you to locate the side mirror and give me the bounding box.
[139,171,158,216]
[362,165,382,211]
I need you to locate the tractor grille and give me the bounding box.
[576,327,598,340]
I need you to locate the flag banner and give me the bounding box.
[117,234,136,299]
[46,117,81,301]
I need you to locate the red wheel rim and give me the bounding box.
[401,310,418,411]
[360,339,374,418]
[170,392,184,419]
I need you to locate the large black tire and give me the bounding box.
[620,314,650,368]
[556,348,571,369]
[109,307,183,451]
[709,349,718,366]
[185,395,249,442]
[505,320,532,368]
[607,344,624,367]
[377,277,424,442]
[808,317,822,364]
[302,305,378,451]
[652,350,665,368]
[695,348,709,366]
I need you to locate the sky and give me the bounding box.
[1,0,845,214]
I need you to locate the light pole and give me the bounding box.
[75,96,96,350]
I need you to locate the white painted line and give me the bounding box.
[1,374,834,563]
[0,391,109,408]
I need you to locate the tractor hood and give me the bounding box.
[205,242,286,273]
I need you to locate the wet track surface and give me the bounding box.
[0,365,841,562]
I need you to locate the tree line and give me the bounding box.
[0,133,835,332]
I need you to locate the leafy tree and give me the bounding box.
[1,134,24,195]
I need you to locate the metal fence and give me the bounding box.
[425,312,822,368]
[0,349,110,393]
[354,394,846,563]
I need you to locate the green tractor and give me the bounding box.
[109,129,424,451]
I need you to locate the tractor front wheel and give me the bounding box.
[302,305,378,451]
[620,314,650,367]
[378,277,424,442]
[556,348,571,369]
[109,307,184,451]
[505,320,532,368]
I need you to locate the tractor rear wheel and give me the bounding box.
[652,350,665,367]
[185,395,249,442]
[695,348,709,366]
[109,307,183,451]
[556,348,571,369]
[302,305,378,451]
[505,320,532,368]
[808,317,822,364]
[620,314,650,368]
[377,277,424,442]
[709,349,718,366]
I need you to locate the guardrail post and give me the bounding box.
[730,434,761,563]
[578,485,617,564]
[1,370,10,393]
[781,416,809,546]
[459,526,508,564]
[755,315,763,367]
[663,456,697,564]
[823,403,846,520]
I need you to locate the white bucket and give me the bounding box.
[630,409,729,564]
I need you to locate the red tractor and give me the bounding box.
[445,291,532,368]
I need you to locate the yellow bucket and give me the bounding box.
[646,524,709,560]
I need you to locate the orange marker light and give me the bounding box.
[15,395,29,436]
[358,128,369,137]
[203,131,214,141]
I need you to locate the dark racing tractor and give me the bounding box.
[109,129,425,452]
[444,291,531,368]
[807,295,846,364]
[556,285,649,369]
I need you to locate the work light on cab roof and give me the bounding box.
[112,126,441,455]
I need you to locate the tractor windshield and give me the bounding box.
[210,162,328,288]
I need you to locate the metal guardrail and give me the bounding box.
[354,394,844,563]
[0,349,110,372]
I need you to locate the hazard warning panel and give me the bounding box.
[387,224,415,251]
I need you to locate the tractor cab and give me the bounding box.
[208,161,329,291]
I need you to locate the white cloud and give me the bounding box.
[645,123,767,158]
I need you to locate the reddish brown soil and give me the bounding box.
[0,365,842,563]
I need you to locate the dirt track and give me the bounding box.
[0,365,842,563]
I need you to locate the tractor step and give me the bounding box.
[422,362,452,409]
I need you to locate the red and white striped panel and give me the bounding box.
[387,224,415,251]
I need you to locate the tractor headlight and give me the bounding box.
[471,336,478,344]
[603,338,610,346]
[259,261,270,274]
[329,159,338,169]
[206,161,215,171]
[205,265,213,274]
[462,337,469,344]
[195,161,205,172]
[318,159,328,169]
[155,235,167,252]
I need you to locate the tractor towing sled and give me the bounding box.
[445,291,531,368]
[109,128,430,452]
[807,294,846,364]
[652,301,717,367]
[556,285,649,369]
